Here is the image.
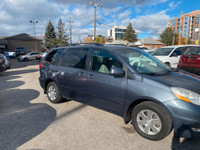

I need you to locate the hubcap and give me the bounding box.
[136,109,162,135]
[48,85,57,101]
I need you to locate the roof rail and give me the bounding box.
[53,42,104,48]
[73,42,104,46]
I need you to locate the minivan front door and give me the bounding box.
[84,49,127,115]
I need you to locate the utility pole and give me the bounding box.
[90,0,103,41]
[30,20,38,51]
[179,11,183,45]
[68,17,73,44]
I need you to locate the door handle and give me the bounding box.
[88,74,94,79]
[79,72,84,77]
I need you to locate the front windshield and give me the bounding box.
[152,48,174,56]
[113,48,171,75]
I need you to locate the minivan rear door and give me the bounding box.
[56,47,90,102]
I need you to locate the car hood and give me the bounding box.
[146,71,200,94]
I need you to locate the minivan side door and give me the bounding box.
[56,47,90,101]
[84,48,127,115]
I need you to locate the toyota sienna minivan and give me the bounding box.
[39,44,200,141]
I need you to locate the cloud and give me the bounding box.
[129,11,170,35]
[168,1,181,10]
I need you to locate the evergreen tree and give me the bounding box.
[57,18,68,44]
[160,27,178,46]
[44,20,56,49]
[124,23,137,43]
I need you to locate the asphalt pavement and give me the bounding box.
[0,59,200,150]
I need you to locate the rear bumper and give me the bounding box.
[178,66,200,74]
[165,100,200,138]
[39,76,46,92]
[0,64,6,72]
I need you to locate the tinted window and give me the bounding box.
[90,49,122,74]
[45,49,64,65]
[152,48,174,56]
[61,48,89,69]
[172,47,188,56]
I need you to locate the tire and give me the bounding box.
[24,58,28,61]
[131,101,172,141]
[46,82,63,103]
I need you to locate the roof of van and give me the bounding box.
[160,45,199,48]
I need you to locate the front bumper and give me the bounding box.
[165,100,200,138]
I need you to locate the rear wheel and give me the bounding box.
[131,101,172,141]
[47,82,62,103]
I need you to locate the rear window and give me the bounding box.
[183,47,200,55]
[152,48,174,56]
[45,49,64,65]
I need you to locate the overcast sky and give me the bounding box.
[0,0,199,42]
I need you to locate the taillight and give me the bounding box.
[39,62,43,69]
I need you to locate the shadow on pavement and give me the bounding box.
[171,125,200,150]
[0,88,57,150]
[8,58,40,70]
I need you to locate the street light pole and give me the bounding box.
[90,0,103,42]
[30,20,38,51]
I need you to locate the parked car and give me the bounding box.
[15,47,31,56]
[178,46,200,75]
[18,52,41,61]
[0,54,10,72]
[152,45,196,68]
[39,44,200,141]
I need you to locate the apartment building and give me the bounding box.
[107,26,126,41]
[168,10,200,42]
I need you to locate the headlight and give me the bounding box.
[171,87,200,105]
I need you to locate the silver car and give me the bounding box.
[18,52,41,61]
[0,54,10,70]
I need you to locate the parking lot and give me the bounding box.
[0,59,200,150]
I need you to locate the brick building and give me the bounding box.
[168,10,200,43]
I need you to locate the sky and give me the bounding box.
[0,0,200,42]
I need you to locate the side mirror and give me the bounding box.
[110,68,125,77]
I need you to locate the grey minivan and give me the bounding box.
[39,44,200,141]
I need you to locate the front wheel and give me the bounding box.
[24,58,28,61]
[47,82,63,103]
[131,101,172,141]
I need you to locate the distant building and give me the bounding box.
[133,37,165,49]
[168,10,200,42]
[83,35,105,43]
[0,33,42,52]
[107,26,126,41]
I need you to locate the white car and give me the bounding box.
[152,45,197,68]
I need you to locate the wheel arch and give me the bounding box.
[44,79,54,94]
[123,98,174,128]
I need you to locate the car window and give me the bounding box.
[183,47,200,55]
[61,48,89,69]
[90,49,123,74]
[152,48,174,56]
[172,47,188,56]
[45,48,64,65]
